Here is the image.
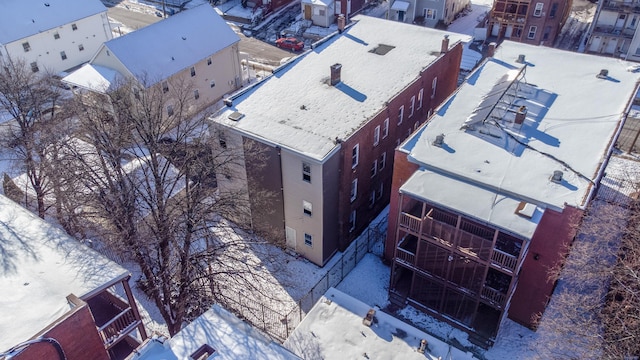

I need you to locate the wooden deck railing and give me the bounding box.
[396,247,416,265]
[481,286,506,308]
[399,212,421,233]
[98,307,140,349]
[491,249,518,272]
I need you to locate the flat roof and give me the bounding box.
[0,0,107,44]
[101,4,239,86]
[0,195,129,353]
[130,305,301,360]
[400,41,640,225]
[284,287,478,359]
[210,15,471,161]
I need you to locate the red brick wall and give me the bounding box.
[12,304,109,360]
[336,42,464,251]
[507,205,583,328]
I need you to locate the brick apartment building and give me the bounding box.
[385,41,640,345]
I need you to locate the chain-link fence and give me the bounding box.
[223,216,387,343]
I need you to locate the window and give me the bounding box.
[71,23,77,31]
[349,210,356,232]
[352,144,359,168]
[60,51,67,60]
[369,190,376,207]
[219,132,227,149]
[190,344,215,360]
[30,62,39,73]
[162,81,169,93]
[304,233,313,247]
[22,42,30,52]
[377,182,384,200]
[193,89,199,100]
[167,105,174,116]
[302,162,311,182]
[398,105,404,125]
[409,96,415,117]
[190,67,196,77]
[371,160,378,177]
[378,152,386,171]
[543,26,551,41]
[549,2,558,18]
[533,3,543,17]
[418,88,424,109]
[78,44,84,51]
[424,8,437,20]
[133,88,140,99]
[350,179,358,202]
[414,121,420,131]
[207,58,212,65]
[53,32,60,40]
[303,200,312,216]
[528,26,537,39]
[431,77,437,99]
[383,118,389,138]
[373,125,380,146]
[210,80,216,88]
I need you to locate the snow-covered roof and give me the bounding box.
[399,41,640,234]
[0,194,129,353]
[62,63,120,93]
[101,4,239,86]
[130,304,301,360]
[210,15,471,161]
[0,0,107,45]
[284,287,478,359]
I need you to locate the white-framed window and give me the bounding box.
[533,2,543,17]
[398,105,404,125]
[528,26,537,39]
[71,23,77,31]
[379,152,386,171]
[349,210,356,232]
[190,67,196,77]
[431,77,437,99]
[60,51,67,60]
[22,42,30,52]
[373,125,380,146]
[304,233,313,247]
[418,88,424,109]
[383,118,389,138]
[371,159,378,178]
[53,32,60,40]
[302,162,311,182]
[303,200,312,216]
[350,178,358,202]
[424,8,437,20]
[377,182,384,200]
[30,62,39,73]
[414,121,420,131]
[409,96,415,117]
[210,80,216,88]
[352,144,359,168]
[207,58,212,65]
[194,89,200,100]
[162,81,169,93]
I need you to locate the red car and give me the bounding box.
[276,37,304,51]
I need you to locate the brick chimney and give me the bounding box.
[487,42,497,57]
[338,14,346,33]
[441,35,450,54]
[330,63,342,86]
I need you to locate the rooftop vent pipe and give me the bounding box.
[433,134,445,147]
[551,170,563,183]
[597,69,609,79]
[516,54,526,63]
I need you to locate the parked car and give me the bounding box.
[275,37,304,51]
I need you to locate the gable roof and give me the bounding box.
[399,41,640,237]
[0,0,107,45]
[0,194,129,352]
[210,15,471,161]
[100,4,239,86]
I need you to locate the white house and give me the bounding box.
[0,0,112,75]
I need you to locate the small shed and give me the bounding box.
[301,0,335,27]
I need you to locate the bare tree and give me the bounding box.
[0,56,70,218]
[531,174,640,359]
[60,76,280,335]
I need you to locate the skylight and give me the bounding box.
[369,44,395,56]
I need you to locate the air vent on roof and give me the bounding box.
[597,69,608,79]
[228,111,244,121]
[433,134,445,147]
[369,44,395,56]
[516,54,526,63]
[551,170,563,183]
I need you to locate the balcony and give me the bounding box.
[593,25,637,39]
[87,291,142,351]
[98,307,141,348]
[602,0,640,13]
[399,211,421,233]
[396,247,416,265]
[490,248,518,272]
[481,286,507,309]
